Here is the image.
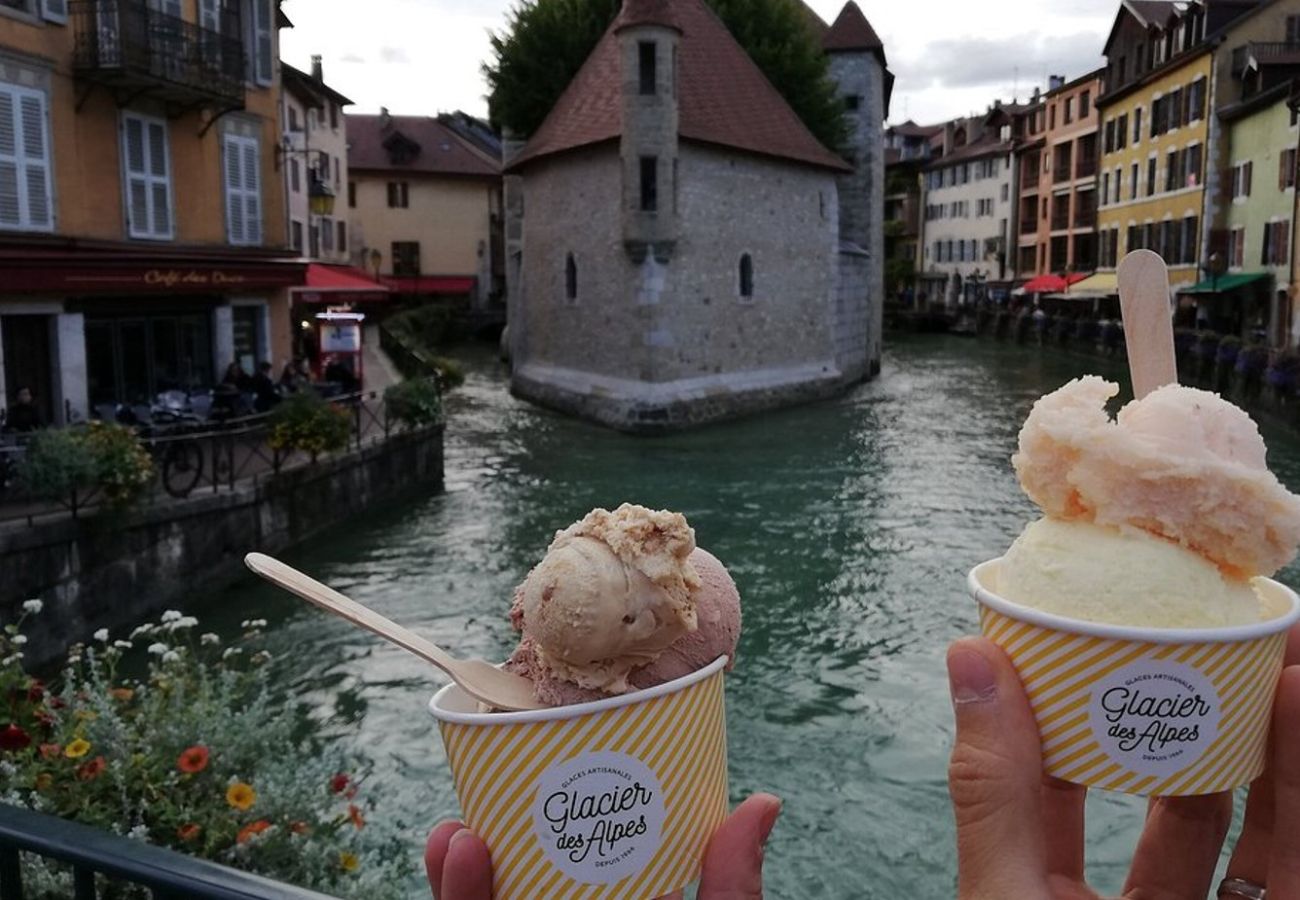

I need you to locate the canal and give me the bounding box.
[189,333,1300,898]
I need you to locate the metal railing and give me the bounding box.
[0,802,336,899]
[71,0,245,107]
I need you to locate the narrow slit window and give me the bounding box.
[639,155,657,212]
[565,252,577,302]
[638,42,656,96]
[738,253,753,299]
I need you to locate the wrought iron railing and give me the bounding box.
[0,802,337,899]
[71,0,245,107]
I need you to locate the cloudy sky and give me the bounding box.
[281,0,1118,127]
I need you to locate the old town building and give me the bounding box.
[884,120,940,303]
[0,0,296,426]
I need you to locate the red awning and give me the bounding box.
[1020,272,1090,294]
[292,264,391,304]
[380,275,476,295]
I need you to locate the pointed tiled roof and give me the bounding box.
[614,0,681,32]
[347,114,499,177]
[507,0,850,173]
[824,2,884,57]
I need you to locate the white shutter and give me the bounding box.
[199,0,219,32]
[0,85,54,232]
[242,138,261,243]
[224,134,260,245]
[122,112,172,239]
[253,0,273,85]
[224,134,244,244]
[41,0,69,24]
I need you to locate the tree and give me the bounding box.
[484,0,848,153]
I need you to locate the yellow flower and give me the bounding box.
[64,739,91,759]
[225,781,256,811]
[339,851,359,873]
[73,709,98,722]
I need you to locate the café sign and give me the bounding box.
[1,261,304,293]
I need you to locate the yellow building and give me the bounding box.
[346,111,502,312]
[0,0,297,426]
[1094,1,1217,292]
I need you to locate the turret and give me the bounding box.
[615,0,681,261]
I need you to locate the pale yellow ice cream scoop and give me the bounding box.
[512,504,699,693]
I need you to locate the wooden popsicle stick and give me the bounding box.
[1117,249,1178,399]
[244,553,544,711]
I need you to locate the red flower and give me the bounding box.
[177,823,201,842]
[48,696,66,710]
[329,772,350,794]
[177,745,209,774]
[76,756,106,781]
[348,804,365,830]
[0,724,31,751]
[26,681,44,703]
[37,743,60,760]
[236,819,272,844]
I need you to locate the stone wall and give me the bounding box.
[835,245,871,379]
[1,426,443,666]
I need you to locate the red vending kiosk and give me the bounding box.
[315,310,365,391]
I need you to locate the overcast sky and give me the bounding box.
[280,0,1117,127]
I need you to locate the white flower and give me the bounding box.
[22,600,42,614]
[201,633,220,646]
[221,647,242,660]
[166,616,198,631]
[130,625,154,639]
[2,654,22,665]
[250,650,273,665]
[127,824,149,841]
[114,640,132,650]
[252,619,268,629]
[147,643,168,656]
[160,610,181,624]
[93,629,109,643]
[10,635,26,646]
[162,651,180,664]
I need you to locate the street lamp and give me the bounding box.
[368,248,382,280]
[308,173,335,217]
[1205,251,1226,294]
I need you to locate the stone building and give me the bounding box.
[503,0,890,431]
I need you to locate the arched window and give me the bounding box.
[565,252,577,302]
[738,253,753,300]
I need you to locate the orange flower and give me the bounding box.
[289,821,311,835]
[236,819,272,844]
[34,773,52,791]
[37,743,60,760]
[76,756,106,781]
[177,823,201,842]
[225,782,256,811]
[177,745,209,774]
[110,688,134,702]
[347,804,365,830]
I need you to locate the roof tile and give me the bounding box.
[347,115,500,177]
[823,1,884,56]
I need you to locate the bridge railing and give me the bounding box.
[0,802,337,899]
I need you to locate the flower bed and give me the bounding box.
[0,605,414,898]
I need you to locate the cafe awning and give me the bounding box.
[1177,272,1273,295]
[1050,271,1118,298]
[1020,272,1089,294]
[380,275,476,295]
[291,264,391,304]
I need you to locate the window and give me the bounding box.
[1064,98,1074,124]
[1080,91,1090,118]
[386,181,409,208]
[1049,104,1055,130]
[289,158,300,193]
[1147,157,1156,196]
[290,219,303,251]
[222,132,261,245]
[391,241,420,276]
[1185,144,1202,187]
[1280,148,1297,190]
[1104,119,1115,154]
[348,181,356,208]
[1180,215,1198,265]
[1130,163,1139,200]
[738,253,753,299]
[845,95,861,111]
[1101,171,1109,203]
[1116,113,1127,149]
[288,106,299,132]
[1133,108,1142,144]
[638,42,656,96]
[1115,167,1123,203]
[122,112,173,239]
[565,252,577,302]
[336,220,346,253]
[1228,226,1245,268]
[1000,183,1008,202]
[639,155,657,211]
[0,83,53,232]
[1188,79,1206,122]
[1288,15,1300,43]
[329,104,338,131]
[1231,161,1253,199]
[245,0,273,85]
[1164,150,1178,192]
[320,214,332,251]
[1263,221,1291,266]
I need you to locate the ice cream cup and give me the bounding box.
[427,655,729,900]
[969,559,1300,796]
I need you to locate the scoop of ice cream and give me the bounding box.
[511,504,700,693]
[1013,377,1300,578]
[1000,517,1262,628]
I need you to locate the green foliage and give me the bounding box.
[0,607,414,898]
[19,422,154,509]
[384,378,444,430]
[484,0,849,152]
[430,357,466,390]
[267,393,352,457]
[884,258,916,295]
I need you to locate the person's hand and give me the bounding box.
[424,792,781,900]
[946,626,1300,899]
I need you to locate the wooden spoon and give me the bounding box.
[1117,249,1178,399]
[244,553,544,711]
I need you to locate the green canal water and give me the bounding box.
[190,334,1300,898]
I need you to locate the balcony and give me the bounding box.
[1075,155,1097,179]
[72,0,245,112]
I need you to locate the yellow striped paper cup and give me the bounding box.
[428,655,729,900]
[970,559,1300,796]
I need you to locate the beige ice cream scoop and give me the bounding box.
[513,504,700,693]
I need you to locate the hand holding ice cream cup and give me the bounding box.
[970,251,1300,796]
[428,504,743,899]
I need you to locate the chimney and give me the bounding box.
[1048,74,1065,91]
[380,106,391,130]
[1031,86,1041,103]
[311,54,323,82]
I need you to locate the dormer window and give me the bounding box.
[639,42,656,95]
[382,131,421,165]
